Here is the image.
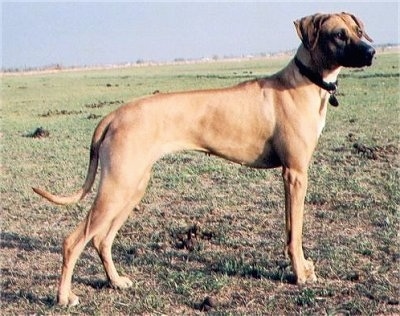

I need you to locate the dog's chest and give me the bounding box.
[316,98,329,138]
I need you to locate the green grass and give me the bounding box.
[1,53,399,315]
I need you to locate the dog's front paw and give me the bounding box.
[58,291,79,307]
[111,276,133,289]
[304,259,317,282]
[296,259,317,285]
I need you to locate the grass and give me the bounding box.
[1,53,399,315]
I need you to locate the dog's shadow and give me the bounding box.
[113,242,296,285]
[1,231,110,307]
[0,231,60,253]
[1,231,61,307]
[0,230,295,309]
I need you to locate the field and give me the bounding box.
[1,53,399,315]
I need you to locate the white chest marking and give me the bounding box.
[317,118,326,138]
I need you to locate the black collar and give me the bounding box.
[294,57,339,106]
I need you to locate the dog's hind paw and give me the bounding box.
[111,276,133,289]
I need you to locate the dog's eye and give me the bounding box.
[335,30,347,41]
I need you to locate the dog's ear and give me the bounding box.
[294,13,330,50]
[342,12,373,42]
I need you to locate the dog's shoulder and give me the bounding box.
[236,78,267,91]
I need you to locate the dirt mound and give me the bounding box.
[39,109,84,117]
[85,100,124,108]
[27,127,50,138]
[352,142,398,161]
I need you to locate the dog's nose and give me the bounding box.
[361,44,376,65]
[366,46,376,59]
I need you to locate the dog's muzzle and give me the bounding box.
[340,41,376,67]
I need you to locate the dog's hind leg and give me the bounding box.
[57,168,151,306]
[92,169,151,290]
[57,220,87,306]
[57,203,111,306]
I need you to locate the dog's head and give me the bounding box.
[294,12,375,68]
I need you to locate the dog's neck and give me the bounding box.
[294,45,342,106]
[295,45,342,80]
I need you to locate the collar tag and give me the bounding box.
[329,93,339,107]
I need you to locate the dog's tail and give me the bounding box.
[32,113,114,205]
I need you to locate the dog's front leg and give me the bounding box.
[282,166,317,285]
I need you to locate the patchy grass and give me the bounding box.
[1,53,399,314]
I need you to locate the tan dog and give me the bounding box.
[33,12,374,306]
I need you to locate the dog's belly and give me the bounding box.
[201,135,280,169]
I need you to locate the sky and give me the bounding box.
[1,1,399,69]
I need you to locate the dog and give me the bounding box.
[33,12,375,306]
